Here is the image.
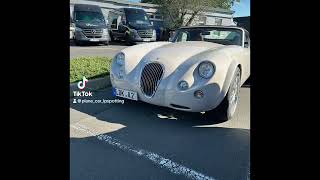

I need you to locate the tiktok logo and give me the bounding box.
[77,76,88,90]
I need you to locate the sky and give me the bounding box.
[231,0,250,17]
[127,0,250,17]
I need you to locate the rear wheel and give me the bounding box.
[206,67,241,121]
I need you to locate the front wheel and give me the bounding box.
[103,41,109,46]
[206,67,241,121]
[75,40,83,46]
[124,33,133,46]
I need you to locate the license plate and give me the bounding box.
[113,88,138,101]
[90,38,99,42]
[143,39,151,42]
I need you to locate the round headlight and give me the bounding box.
[115,53,125,66]
[178,80,189,90]
[198,61,215,79]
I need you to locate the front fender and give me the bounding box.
[220,61,240,101]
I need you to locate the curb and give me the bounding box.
[70,76,111,97]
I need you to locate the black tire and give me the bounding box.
[124,33,133,46]
[206,67,241,121]
[75,40,83,46]
[103,41,109,46]
[110,33,115,42]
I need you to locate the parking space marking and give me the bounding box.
[71,123,216,180]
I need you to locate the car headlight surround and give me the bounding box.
[75,27,82,32]
[129,29,139,38]
[115,52,125,66]
[178,80,189,91]
[198,61,215,79]
[103,28,108,34]
[152,29,156,38]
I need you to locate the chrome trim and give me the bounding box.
[137,30,153,38]
[82,29,103,37]
[139,62,164,98]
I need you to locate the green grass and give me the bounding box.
[70,56,112,83]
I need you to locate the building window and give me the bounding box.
[199,16,206,25]
[215,18,222,26]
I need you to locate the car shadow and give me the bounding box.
[70,87,250,180]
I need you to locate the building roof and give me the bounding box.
[208,7,235,14]
[88,0,159,8]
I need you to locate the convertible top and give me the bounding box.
[179,25,248,33]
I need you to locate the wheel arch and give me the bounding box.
[220,61,242,101]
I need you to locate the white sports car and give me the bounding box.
[110,26,250,120]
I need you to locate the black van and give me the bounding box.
[108,8,156,45]
[72,4,110,45]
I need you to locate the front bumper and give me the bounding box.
[127,32,156,43]
[75,31,110,42]
[110,72,223,112]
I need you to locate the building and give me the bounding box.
[70,0,235,27]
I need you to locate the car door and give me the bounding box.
[241,30,250,82]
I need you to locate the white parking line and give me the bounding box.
[71,123,216,180]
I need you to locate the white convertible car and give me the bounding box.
[110,26,250,120]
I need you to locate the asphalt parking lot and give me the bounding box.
[70,41,129,59]
[70,86,250,180]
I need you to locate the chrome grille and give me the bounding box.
[138,30,153,38]
[140,63,164,97]
[82,29,103,37]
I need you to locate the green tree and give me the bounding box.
[141,0,239,29]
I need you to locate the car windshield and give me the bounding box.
[152,21,164,28]
[125,9,151,25]
[75,11,105,23]
[172,28,243,46]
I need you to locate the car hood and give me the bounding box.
[142,41,224,76]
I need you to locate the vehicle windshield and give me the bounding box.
[172,28,243,46]
[125,9,151,25]
[75,11,105,23]
[151,20,164,28]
